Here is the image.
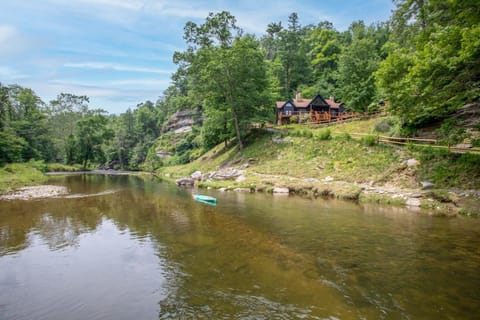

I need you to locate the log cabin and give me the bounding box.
[276,92,345,125]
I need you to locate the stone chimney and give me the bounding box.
[295,92,302,101]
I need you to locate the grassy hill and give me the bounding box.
[160,116,480,215]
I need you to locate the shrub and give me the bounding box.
[435,118,466,145]
[360,135,377,146]
[316,128,331,140]
[338,132,352,141]
[374,118,393,133]
[374,117,402,136]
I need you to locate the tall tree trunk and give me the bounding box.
[232,108,243,150]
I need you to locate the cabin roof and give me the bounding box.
[276,94,342,109]
[292,98,312,108]
[326,97,343,109]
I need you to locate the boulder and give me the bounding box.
[175,177,194,186]
[156,150,172,159]
[323,176,334,182]
[272,137,294,143]
[421,181,434,190]
[212,169,243,180]
[190,171,203,181]
[236,175,246,182]
[406,158,419,167]
[234,188,251,193]
[273,187,290,194]
[406,198,422,207]
[455,143,473,149]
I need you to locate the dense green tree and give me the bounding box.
[47,93,90,162]
[0,84,53,162]
[376,0,480,126]
[336,22,388,112]
[74,111,112,168]
[176,12,271,150]
[304,22,343,96]
[261,22,283,60]
[276,13,311,98]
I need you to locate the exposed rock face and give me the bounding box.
[209,169,244,181]
[156,150,172,159]
[164,109,202,134]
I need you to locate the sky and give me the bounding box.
[0,0,394,114]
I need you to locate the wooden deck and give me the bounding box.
[278,110,372,126]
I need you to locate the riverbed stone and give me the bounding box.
[421,181,434,190]
[406,158,419,167]
[273,187,290,194]
[234,188,251,193]
[406,198,422,207]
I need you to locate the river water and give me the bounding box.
[0,174,479,319]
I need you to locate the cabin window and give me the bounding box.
[284,104,294,115]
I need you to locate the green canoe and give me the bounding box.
[193,194,217,206]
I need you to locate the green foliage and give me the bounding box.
[289,128,313,138]
[374,117,401,136]
[435,118,466,146]
[376,0,480,126]
[0,130,26,163]
[0,84,54,163]
[176,12,272,150]
[143,146,163,172]
[360,135,377,146]
[336,22,387,112]
[75,112,112,168]
[417,150,480,189]
[0,163,48,193]
[315,128,331,140]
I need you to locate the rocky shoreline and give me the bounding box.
[175,169,480,216]
[0,185,69,200]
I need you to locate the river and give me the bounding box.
[0,174,479,319]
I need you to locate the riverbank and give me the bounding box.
[159,117,480,216]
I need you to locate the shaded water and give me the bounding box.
[0,175,479,319]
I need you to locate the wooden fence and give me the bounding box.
[335,132,480,154]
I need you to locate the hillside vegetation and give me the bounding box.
[161,116,480,215]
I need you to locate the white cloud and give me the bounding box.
[0,66,28,79]
[0,25,16,44]
[108,78,171,87]
[0,25,31,58]
[75,0,145,11]
[64,62,174,74]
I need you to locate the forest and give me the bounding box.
[1,0,479,170]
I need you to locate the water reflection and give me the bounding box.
[0,174,479,319]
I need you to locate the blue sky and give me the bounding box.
[0,0,394,114]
